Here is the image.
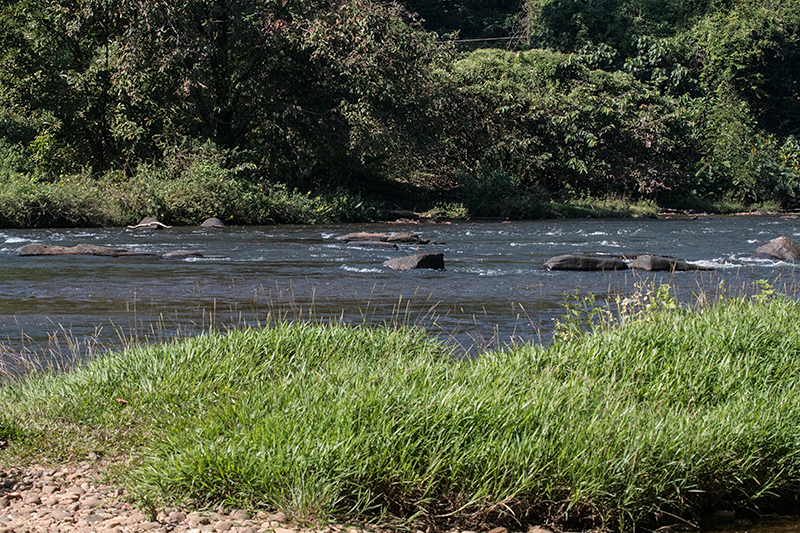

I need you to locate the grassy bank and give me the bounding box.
[0,171,382,228]
[3,291,800,531]
[0,141,781,227]
[0,166,777,228]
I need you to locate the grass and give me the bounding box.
[3,287,800,531]
[0,165,381,228]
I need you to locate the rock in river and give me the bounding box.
[161,250,204,260]
[14,243,156,257]
[755,236,800,261]
[383,253,445,271]
[628,254,713,271]
[345,241,398,249]
[127,217,171,230]
[336,232,430,244]
[201,217,226,228]
[544,254,628,271]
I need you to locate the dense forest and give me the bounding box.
[0,0,799,226]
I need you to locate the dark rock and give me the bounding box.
[629,254,713,271]
[383,253,445,271]
[161,251,205,260]
[161,251,226,260]
[14,243,156,258]
[755,236,800,261]
[543,254,628,271]
[201,217,226,228]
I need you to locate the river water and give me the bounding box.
[1,215,799,367]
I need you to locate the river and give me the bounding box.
[1,215,799,367]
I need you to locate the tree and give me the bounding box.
[0,0,444,183]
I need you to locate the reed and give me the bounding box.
[2,288,800,531]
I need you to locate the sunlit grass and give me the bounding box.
[3,288,800,531]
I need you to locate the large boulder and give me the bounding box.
[201,217,225,228]
[544,254,628,271]
[336,232,430,244]
[755,236,800,261]
[15,243,156,257]
[127,217,171,230]
[383,253,445,271]
[628,255,712,271]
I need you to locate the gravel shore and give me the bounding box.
[0,464,378,533]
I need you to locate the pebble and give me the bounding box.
[0,464,511,533]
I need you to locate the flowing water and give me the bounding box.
[1,215,799,366]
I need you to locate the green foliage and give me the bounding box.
[1,0,800,222]
[399,0,519,40]
[0,140,381,227]
[445,48,696,206]
[0,413,22,443]
[459,166,546,218]
[6,297,800,528]
[0,0,445,189]
[510,0,800,210]
[555,282,682,341]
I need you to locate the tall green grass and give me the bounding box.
[3,292,800,531]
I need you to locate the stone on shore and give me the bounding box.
[383,253,445,271]
[0,464,411,533]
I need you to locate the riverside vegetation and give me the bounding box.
[3,283,800,531]
[1,0,799,226]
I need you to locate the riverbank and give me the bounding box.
[3,288,800,532]
[0,463,391,533]
[0,164,785,228]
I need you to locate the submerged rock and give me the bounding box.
[543,254,628,271]
[755,236,800,261]
[345,241,398,249]
[383,253,445,271]
[161,250,205,260]
[162,250,226,260]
